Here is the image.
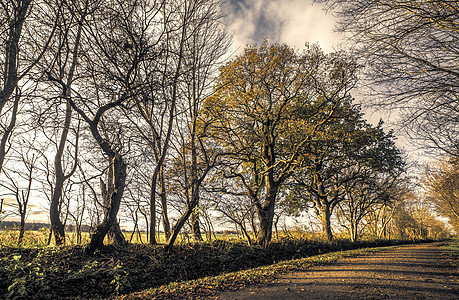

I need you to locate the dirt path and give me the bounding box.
[216,242,459,299]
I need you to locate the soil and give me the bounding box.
[215,242,459,299]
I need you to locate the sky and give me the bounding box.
[222,0,342,53]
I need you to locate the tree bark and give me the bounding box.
[321,204,333,241]
[190,184,202,241]
[159,168,170,240]
[149,172,157,244]
[165,168,210,251]
[87,153,126,253]
[164,198,197,252]
[255,181,278,246]
[50,100,73,246]
[100,166,126,246]
[255,204,275,246]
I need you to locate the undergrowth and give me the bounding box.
[0,238,436,299]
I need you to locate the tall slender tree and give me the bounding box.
[0,0,58,173]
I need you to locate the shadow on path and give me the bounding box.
[216,242,459,300]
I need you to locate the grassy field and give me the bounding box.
[0,227,245,248]
[0,227,326,248]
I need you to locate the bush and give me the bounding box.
[0,237,436,299]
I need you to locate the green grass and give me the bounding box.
[440,239,459,261]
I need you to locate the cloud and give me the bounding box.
[223,0,342,53]
[224,0,278,51]
[30,210,48,217]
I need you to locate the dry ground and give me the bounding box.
[216,242,459,299]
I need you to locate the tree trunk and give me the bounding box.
[149,172,157,244]
[321,204,333,241]
[164,198,197,252]
[190,130,203,241]
[0,0,32,174]
[0,198,3,225]
[191,209,202,241]
[18,205,26,245]
[87,154,126,254]
[255,171,279,247]
[349,221,357,242]
[165,168,210,251]
[50,99,73,246]
[99,165,126,247]
[49,11,84,245]
[0,92,19,175]
[255,183,277,247]
[255,206,275,246]
[240,223,252,245]
[160,169,170,240]
[49,180,66,245]
[18,217,25,245]
[191,195,203,241]
[108,221,126,245]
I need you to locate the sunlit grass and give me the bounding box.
[0,228,241,248]
[0,229,434,299]
[0,228,50,248]
[440,239,459,259]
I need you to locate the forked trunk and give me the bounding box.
[87,154,126,253]
[164,199,197,252]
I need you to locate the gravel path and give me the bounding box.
[216,242,459,299]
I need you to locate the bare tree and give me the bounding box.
[65,0,164,253]
[0,0,58,173]
[424,156,459,232]
[213,193,256,245]
[38,0,90,246]
[1,149,37,244]
[325,0,459,156]
[126,0,229,248]
[337,171,404,242]
[170,0,230,242]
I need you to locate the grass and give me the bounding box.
[440,239,459,265]
[0,228,237,248]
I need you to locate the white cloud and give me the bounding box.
[268,1,341,51]
[224,0,343,53]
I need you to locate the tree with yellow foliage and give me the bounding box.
[203,41,358,246]
[424,157,459,232]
